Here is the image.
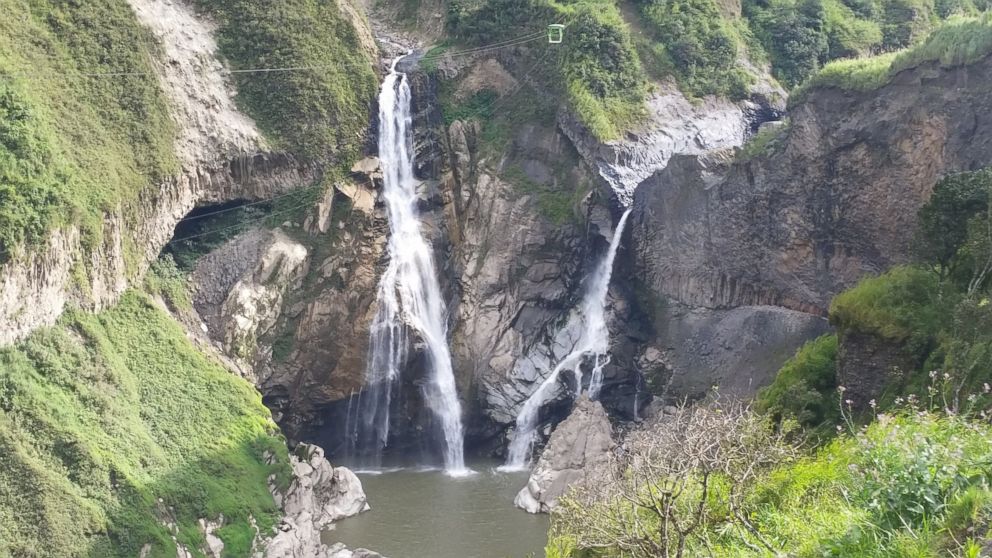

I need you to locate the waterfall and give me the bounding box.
[501,208,633,470]
[347,53,468,476]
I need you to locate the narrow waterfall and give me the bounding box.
[501,208,633,470]
[347,53,468,475]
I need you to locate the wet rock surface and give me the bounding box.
[514,396,615,513]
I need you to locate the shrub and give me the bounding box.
[549,401,799,558]
[756,334,839,433]
[548,410,992,558]
[790,14,992,104]
[745,0,830,87]
[830,266,945,351]
[448,0,646,140]
[916,167,992,285]
[636,0,755,98]
[144,255,192,310]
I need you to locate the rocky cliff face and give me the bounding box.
[626,54,992,399]
[0,0,317,347]
[559,82,784,204]
[631,56,992,316]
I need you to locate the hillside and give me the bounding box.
[1,0,992,556]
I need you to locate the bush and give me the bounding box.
[830,266,946,351]
[916,167,992,284]
[636,0,755,98]
[448,0,646,140]
[790,14,992,104]
[549,410,992,557]
[745,0,830,87]
[144,255,192,310]
[756,334,839,433]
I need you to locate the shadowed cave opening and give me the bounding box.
[163,199,274,270]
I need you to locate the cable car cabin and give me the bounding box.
[548,24,564,44]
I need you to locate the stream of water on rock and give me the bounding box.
[345,52,467,475]
[502,208,633,470]
[324,460,549,557]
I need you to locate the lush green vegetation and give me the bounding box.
[448,0,646,140]
[0,292,290,557]
[189,0,379,162]
[830,265,946,347]
[756,334,840,433]
[0,0,178,264]
[144,255,193,311]
[632,0,755,98]
[549,407,992,557]
[791,14,992,103]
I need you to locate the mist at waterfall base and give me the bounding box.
[502,208,633,471]
[343,53,468,476]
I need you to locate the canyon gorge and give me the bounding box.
[3,0,992,555]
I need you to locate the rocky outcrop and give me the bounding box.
[193,229,310,373]
[644,303,831,399]
[263,444,374,558]
[835,330,915,411]
[514,396,615,513]
[559,80,783,204]
[0,0,318,347]
[631,55,992,317]
[623,53,992,400]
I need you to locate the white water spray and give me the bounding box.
[501,208,633,470]
[349,53,468,476]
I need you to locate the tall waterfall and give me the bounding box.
[502,208,633,470]
[346,53,467,475]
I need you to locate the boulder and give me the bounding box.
[263,444,373,558]
[514,396,615,513]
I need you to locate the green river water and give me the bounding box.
[323,460,549,557]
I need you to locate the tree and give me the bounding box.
[549,401,800,558]
[916,168,992,287]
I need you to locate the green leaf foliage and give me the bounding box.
[188,0,379,162]
[0,292,291,557]
[790,14,992,104]
[448,0,646,140]
[549,412,992,557]
[756,334,840,433]
[0,0,178,263]
[635,0,755,98]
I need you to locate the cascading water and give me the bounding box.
[346,52,468,476]
[501,208,633,470]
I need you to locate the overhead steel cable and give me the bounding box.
[172,183,324,225]
[7,26,563,244]
[166,198,318,244]
[0,29,548,81]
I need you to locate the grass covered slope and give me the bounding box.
[548,409,992,557]
[189,0,379,162]
[0,0,177,263]
[0,291,290,557]
[448,0,647,140]
[790,13,992,103]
